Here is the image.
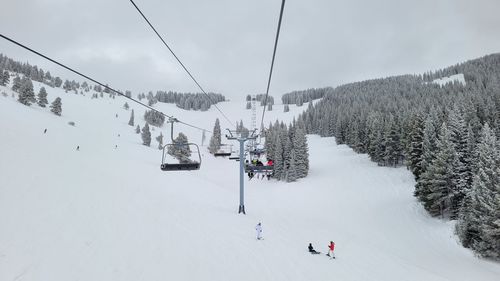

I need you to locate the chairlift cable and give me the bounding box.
[129,0,236,129]
[259,0,286,133]
[0,33,211,134]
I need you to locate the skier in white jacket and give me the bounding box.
[255,222,263,240]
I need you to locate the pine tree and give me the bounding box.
[156,132,163,150]
[293,126,309,178]
[384,115,402,167]
[11,76,21,92]
[273,132,285,180]
[202,130,206,146]
[448,107,469,215]
[135,125,140,134]
[128,110,135,126]
[282,128,293,180]
[17,77,36,106]
[458,123,500,258]
[141,123,151,146]
[37,87,48,107]
[408,114,425,179]
[50,97,62,116]
[63,80,72,92]
[208,118,221,154]
[418,123,459,217]
[415,115,439,197]
[124,102,129,110]
[246,101,251,109]
[54,77,62,87]
[285,149,298,182]
[0,70,9,86]
[284,104,290,112]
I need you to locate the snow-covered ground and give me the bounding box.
[1,81,499,281]
[432,73,466,87]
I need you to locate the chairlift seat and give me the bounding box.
[214,152,232,157]
[245,164,274,173]
[161,162,200,171]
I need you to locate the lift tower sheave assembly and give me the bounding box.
[226,129,258,214]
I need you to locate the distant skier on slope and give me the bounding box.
[326,241,335,259]
[308,243,321,254]
[255,222,263,240]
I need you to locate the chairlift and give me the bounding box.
[214,144,233,157]
[160,119,201,171]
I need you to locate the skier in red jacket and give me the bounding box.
[327,241,335,259]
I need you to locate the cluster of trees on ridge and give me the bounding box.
[298,53,500,259]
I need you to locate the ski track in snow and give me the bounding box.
[1,82,500,281]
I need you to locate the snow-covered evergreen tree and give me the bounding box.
[144,110,165,127]
[201,130,206,146]
[156,132,163,150]
[415,114,439,197]
[0,70,9,86]
[135,124,140,134]
[408,113,424,179]
[418,123,459,217]
[128,110,135,126]
[18,77,36,106]
[141,123,151,146]
[285,149,298,182]
[37,87,48,107]
[50,97,62,116]
[63,80,72,92]
[11,76,21,92]
[293,126,309,178]
[208,118,221,154]
[124,102,129,110]
[273,131,285,180]
[54,77,62,87]
[283,104,289,112]
[457,123,500,258]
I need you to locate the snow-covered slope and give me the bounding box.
[432,73,466,87]
[1,82,499,281]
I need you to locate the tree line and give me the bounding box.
[298,53,500,259]
[265,119,309,182]
[154,90,225,111]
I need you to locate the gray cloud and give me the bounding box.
[1,0,500,98]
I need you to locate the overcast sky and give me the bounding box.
[1,0,500,99]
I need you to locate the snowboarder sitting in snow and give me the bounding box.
[308,243,321,254]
